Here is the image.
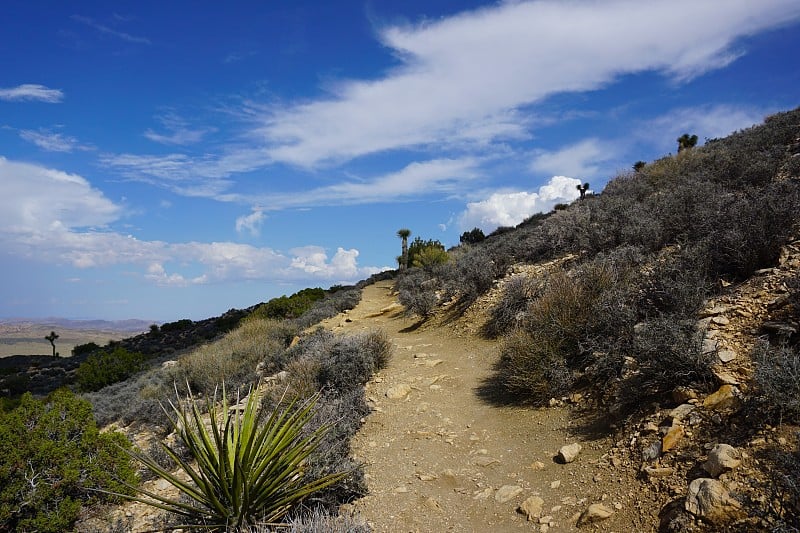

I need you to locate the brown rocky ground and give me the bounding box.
[322,280,649,532]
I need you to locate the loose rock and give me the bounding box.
[385,384,412,400]
[577,503,614,526]
[519,496,544,521]
[495,485,524,503]
[685,478,744,525]
[703,444,741,477]
[558,443,582,463]
[703,385,739,411]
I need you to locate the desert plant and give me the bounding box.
[76,346,148,392]
[0,389,137,532]
[45,330,59,357]
[677,133,698,152]
[397,228,411,270]
[752,340,800,424]
[496,329,572,404]
[118,383,348,530]
[397,269,439,319]
[460,227,485,245]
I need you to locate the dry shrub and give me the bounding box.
[497,329,572,404]
[483,274,540,338]
[178,318,297,395]
[752,340,800,424]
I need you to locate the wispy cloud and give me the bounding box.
[225,157,482,208]
[19,128,94,153]
[458,175,581,232]
[530,138,618,180]
[235,209,265,236]
[0,84,63,103]
[254,0,800,167]
[144,113,216,146]
[643,104,774,153]
[71,15,151,45]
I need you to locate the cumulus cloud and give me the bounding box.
[258,0,800,167]
[530,138,617,179]
[459,175,581,232]
[235,209,266,236]
[290,246,386,280]
[0,84,63,103]
[0,157,120,232]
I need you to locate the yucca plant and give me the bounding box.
[117,382,347,531]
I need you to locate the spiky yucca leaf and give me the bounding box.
[118,382,347,531]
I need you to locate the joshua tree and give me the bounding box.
[677,133,698,153]
[397,228,411,270]
[576,182,590,199]
[45,330,59,357]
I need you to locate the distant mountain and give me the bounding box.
[0,317,153,333]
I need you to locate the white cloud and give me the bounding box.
[0,157,386,285]
[644,104,774,152]
[256,0,800,167]
[530,138,617,179]
[144,113,215,145]
[19,129,93,152]
[0,157,120,232]
[0,84,63,103]
[235,209,266,236]
[459,175,581,232]
[225,157,482,208]
[71,15,151,44]
[290,246,387,281]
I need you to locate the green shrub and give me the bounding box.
[0,389,137,532]
[160,318,194,333]
[72,341,102,357]
[252,288,326,321]
[76,346,147,392]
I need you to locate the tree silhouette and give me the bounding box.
[576,182,590,199]
[45,330,59,357]
[677,133,698,153]
[633,161,646,172]
[397,228,411,270]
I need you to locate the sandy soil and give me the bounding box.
[322,280,653,532]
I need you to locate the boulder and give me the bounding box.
[703,444,741,477]
[685,478,744,525]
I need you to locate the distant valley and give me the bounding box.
[0,317,152,357]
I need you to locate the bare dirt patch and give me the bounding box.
[322,280,652,532]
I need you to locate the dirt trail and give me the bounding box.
[322,280,649,532]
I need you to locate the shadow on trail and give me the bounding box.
[474,362,615,443]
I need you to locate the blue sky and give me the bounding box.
[2,0,799,322]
